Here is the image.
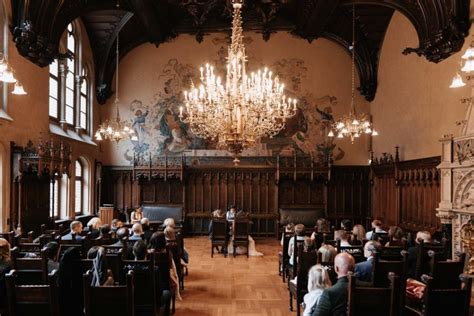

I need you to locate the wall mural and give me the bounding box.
[123,35,345,164]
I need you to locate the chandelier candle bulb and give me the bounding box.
[462,46,474,60]
[461,58,474,73]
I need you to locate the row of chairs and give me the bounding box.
[210,217,250,258]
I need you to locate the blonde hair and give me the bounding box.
[416,231,432,244]
[295,224,305,236]
[352,224,366,241]
[304,236,315,251]
[164,226,176,240]
[0,238,11,262]
[87,217,102,230]
[318,244,337,263]
[164,218,176,228]
[334,230,348,241]
[316,218,330,232]
[307,264,332,292]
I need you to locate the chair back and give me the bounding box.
[152,250,171,290]
[233,218,249,241]
[16,242,43,256]
[372,232,389,244]
[120,257,156,314]
[80,259,94,275]
[6,269,60,316]
[380,246,405,261]
[281,233,292,266]
[428,252,466,289]
[347,271,400,316]
[58,244,84,260]
[10,247,48,285]
[292,235,305,278]
[421,275,471,316]
[296,247,317,293]
[83,269,134,316]
[415,240,448,279]
[211,218,228,241]
[0,231,15,245]
[338,244,364,263]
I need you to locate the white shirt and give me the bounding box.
[288,235,305,265]
[366,227,386,240]
[303,289,324,316]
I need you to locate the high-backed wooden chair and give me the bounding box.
[373,251,408,288]
[211,217,228,258]
[104,242,127,280]
[58,243,84,260]
[233,218,250,257]
[10,247,48,285]
[405,274,472,316]
[14,231,35,245]
[372,232,389,245]
[380,245,405,261]
[287,236,305,283]
[151,250,176,314]
[279,233,292,282]
[428,252,466,289]
[83,269,135,316]
[415,241,448,279]
[6,269,60,316]
[338,243,364,263]
[0,231,15,245]
[120,257,158,316]
[167,241,184,292]
[289,246,317,316]
[347,271,400,316]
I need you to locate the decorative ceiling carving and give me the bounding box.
[10,0,471,104]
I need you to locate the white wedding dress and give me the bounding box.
[227,236,263,256]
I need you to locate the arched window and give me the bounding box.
[79,67,89,130]
[49,59,59,118]
[75,160,83,214]
[65,23,76,125]
[49,176,59,218]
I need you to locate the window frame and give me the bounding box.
[75,160,83,215]
[48,60,60,121]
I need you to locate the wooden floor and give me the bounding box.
[175,236,290,316]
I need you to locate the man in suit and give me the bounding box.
[111,227,129,247]
[355,240,381,282]
[407,231,431,278]
[141,218,153,242]
[61,221,84,241]
[311,252,355,316]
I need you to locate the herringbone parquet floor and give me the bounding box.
[175,236,289,316]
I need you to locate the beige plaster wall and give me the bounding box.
[0,14,100,231]
[99,32,372,166]
[371,12,472,161]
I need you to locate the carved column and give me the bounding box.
[58,58,68,129]
[74,75,83,133]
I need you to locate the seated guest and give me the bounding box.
[99,224,112,241]
[318,244,337,263]
[164,226,176,245]
[366,219,387,240]
[43,241,60,273]
[111,227,129,246]
[334,230,351,247]
[355,241,381,282]
[386,226,405,247]
[164,218,176,229]
[129,223,144,241]
[351,224,366,245]
[111,218,124,233]
[88,246,114,286]
[311,218,330,242]
[303,264,332,316]
[304,236,316,252]
[281,222,295,246]
[340,219,353,232]
[58,247,83,316]
[407,231,432,278]
[0,238,12,309]
[226,205,238,223]
[288,224,306,266]
[130,207,144,224]
[62,221,84,241]
[141,218,153,242]
[311,253,355,316]
[133,240,148,260]
[85,217,102,239]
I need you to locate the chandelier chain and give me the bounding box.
[351,1,356,115]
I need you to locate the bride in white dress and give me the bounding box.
[226,206,263,257]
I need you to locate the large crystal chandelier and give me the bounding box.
[95,20,136,143]
[179,0,296,163]
[328,1,377,144]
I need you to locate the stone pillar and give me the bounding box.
[74,75,83,134]
[58,58,68,129]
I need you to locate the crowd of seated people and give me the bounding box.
[281,217,462,316]
[0,212,188,316]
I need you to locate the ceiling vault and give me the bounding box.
[10,0,471,104]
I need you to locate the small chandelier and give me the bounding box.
[328,1,377,144]
[0,53,28,95]
[179,0,296,163]
[95,19,136,143]
[449,42,474,88]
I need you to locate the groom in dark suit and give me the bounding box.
[311,252,355,316]
[354,240,381,282]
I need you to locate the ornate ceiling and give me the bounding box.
[10,0,471,104]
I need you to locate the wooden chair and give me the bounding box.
[120,257,158,315]
[405,274,472,316]
[287,236,305,283]
[13,231,35,245]
[211,217,228,258]
[373,251,408,288]
[232,218,250,257]
[372,232,389,245]
[338,243,364,263]
[151,250,176,314]
[380,245,405,261]
[347,271,401,316]
[415,240,448,279]
[58,243,84,260]
[279,233,292,282]
[167,242,184,292]
[428,252,466,289]
[6,269,60,316]
[10,247,48,285]
[289,246,317,316]
[83,269,135,316]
